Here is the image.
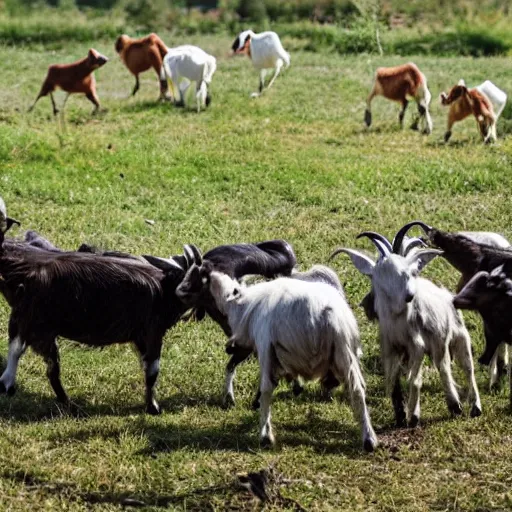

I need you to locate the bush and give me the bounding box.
[237,0,268,22]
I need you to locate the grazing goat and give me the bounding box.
[162,45,217,112]
[115,33,170,100]
[0,224,198,414]
[365,62,433,134]
[175,240,297,406]
[28,49,108,116]
[412,221,512,382]
[453,265,512,407]
[440,80,497,143]
[231,30,290,97]
[332,223,482,427]
[206,270,378,451]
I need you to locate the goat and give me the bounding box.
[475,81,507,120]
[331,223,482,427]
[28,49,108,116]
[175,240,297,406]
[0,224,198,414]
[440,80,497,143]
[0,197,20,246]
[162,45,217,112]
[231,30,290,97]
[205,270,378,451]
[363,225,510,390]
[365,62,433,134]
[411,221,512,377]
[453,265,512,407]
[115,33,170,100]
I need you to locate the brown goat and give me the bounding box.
[365,62,432,134]
[28,49,108,116]
[440,80,497,143]
[115,33,170,100]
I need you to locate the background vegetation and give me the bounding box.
[1,2,512,510]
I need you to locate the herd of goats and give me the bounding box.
[1,196,512,452]
[26,29,508,141]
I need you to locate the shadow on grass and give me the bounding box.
[2,468,243,510]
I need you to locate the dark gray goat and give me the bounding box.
[453,266,512,406]
[0,206,198,414]
[409,221,512,372]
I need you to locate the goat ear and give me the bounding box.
[226,285,242,302]
[406,249,443,273]
[5,217,20,232]
[330,248,375,277]
[143,255,183,272]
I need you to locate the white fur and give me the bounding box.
[234,30,290,96]
[475,80,507,120]
[209,271,377,451]
[0,337,26,392]
[341,247,482,425]
[162,45,217,112]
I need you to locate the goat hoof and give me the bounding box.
[448,401,463,416]
[470,404,482,418]
[363,437,378,453]
[292,382,304,397]
[174,100,185,108]
[260,435,275,449]
[408,415,420,428]
[223,394,235,409]
[146,403,161,415]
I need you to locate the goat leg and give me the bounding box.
[224,345,252,408]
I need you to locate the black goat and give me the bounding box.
[454,266,512,406]
[395,221,512,369]
[0,230,199,414]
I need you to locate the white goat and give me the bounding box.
[231,30,290,97]
[208,271,378,451]
[474,81,507,121]
[332,224,482,428]
[162,45,216,112]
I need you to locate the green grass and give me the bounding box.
[1,35,512,510]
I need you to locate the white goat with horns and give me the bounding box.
[206,270,378,452]
[331,221,482,428]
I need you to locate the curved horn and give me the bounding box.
[356,231,391,258]
[401,237,427,256]
[189,244,202,265]
[392,221,432,254]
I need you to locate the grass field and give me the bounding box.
[1,34,512,510]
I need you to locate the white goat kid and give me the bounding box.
[231,30,290,97]
[208,271,378,451]
[332,225,482,428]
[162,45,217,112]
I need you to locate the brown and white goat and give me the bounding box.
[365,62,432,134]
[115,33,170,100]
[28,49,108,116]
[440,80,497,143]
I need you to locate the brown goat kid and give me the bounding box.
[28,49,108,116]
[440,81,497,143]
[115,33,170,100]
[365,62,433,134]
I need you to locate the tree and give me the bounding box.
[236,0,267,22]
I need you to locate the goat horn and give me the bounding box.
[392,221,432,254]
[188,244,202,265]
[401,237,427,256]
[356,231,391,257]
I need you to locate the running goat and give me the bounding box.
[231,30,290,97]
[331,222,482,427]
